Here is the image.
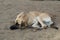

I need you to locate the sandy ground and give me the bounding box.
[0,0,60,40]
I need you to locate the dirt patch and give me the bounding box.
[0,0,60,40]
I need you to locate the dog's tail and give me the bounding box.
[51,22,58,30]
[51,26,58,30]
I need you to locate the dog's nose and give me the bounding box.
[10,24,19,30]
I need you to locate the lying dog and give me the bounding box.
[10,11,58,30]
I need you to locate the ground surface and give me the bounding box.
[0,0,60,40]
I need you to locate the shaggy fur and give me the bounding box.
[10,11,58,30]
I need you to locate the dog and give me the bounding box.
[10,11,58,30]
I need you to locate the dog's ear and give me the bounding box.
[17,12,24,18]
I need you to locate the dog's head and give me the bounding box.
[10,12,27,30]
[15,12,25,25]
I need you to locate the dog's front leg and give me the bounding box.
[32,19,40,28]
[32,20,41,31]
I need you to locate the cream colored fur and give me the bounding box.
[15,11,53,29]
